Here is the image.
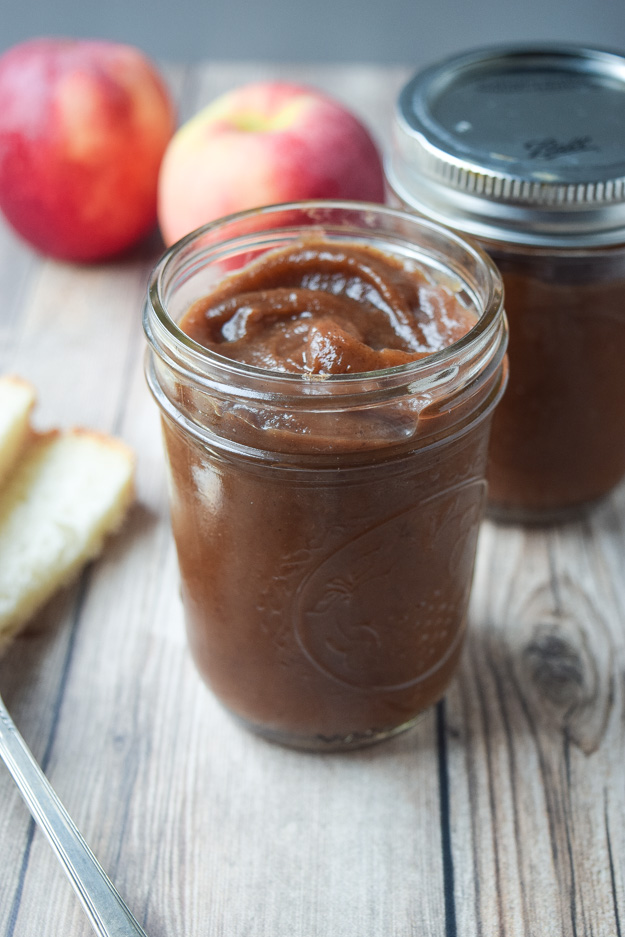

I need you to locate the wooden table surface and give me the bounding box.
[1,62,624,937]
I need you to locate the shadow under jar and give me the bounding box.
[144,201,507,751]
[387,44,625,522]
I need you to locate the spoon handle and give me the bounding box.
[0,692,149,937]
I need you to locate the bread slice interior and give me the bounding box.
[0,378,134,650]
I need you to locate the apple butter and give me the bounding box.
[178,239,476,375]
[144,202,508,750]
[389,45,625,520]
[485,244,625,517]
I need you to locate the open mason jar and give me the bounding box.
[387,45,625,522]
[144,201,507,751]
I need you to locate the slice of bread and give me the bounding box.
[0,375,36,486]
[0,427,135,651]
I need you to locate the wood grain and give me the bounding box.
[0,62,623,937]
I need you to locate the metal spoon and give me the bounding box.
[0,690,149,937]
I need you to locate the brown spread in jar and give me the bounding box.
[180,238,475,374]
[152,231,504,749]
[486,246,625,518]
[389,46,625,521]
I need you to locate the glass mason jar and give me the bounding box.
[143,201,507,751]
[387,45,625,522]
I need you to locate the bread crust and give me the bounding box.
[0,374,37,486]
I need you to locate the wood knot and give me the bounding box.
[515,609,612,755]
[523,628,586,707]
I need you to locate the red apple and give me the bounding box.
[157,81,385,247]
[0,38,175,262]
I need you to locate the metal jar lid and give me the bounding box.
[387,45,625,247]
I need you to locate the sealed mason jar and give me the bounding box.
[387,45,625,521]
[144,201,507,751]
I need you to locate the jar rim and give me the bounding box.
[391,44,625,247]
[144,199,505,394]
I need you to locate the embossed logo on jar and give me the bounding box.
[293,479,485,690]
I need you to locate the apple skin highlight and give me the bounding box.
[0,38,175,262]
[157,81,386,247]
